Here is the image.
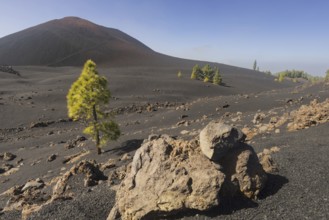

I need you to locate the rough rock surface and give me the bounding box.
[0,152,16,161]
[199,121,245,161]
[109,122,267,220]
[53,160,107,199]
[287,99,329,131]
[109,136,225,220]
[220,144,267,198]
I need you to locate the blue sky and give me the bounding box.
[0,0,328,76]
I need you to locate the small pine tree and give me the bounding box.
[67,60,120,154]
[253,60,257,70]
[326,69,329,82]
[278,73,285,82]
[213,68,222,85]
[177,71,182,78]
[204,76,210,83]
[202,64,214,78]
[191,64,200,79]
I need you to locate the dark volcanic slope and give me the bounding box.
[0,17,164,66]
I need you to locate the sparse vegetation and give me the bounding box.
[213,68,222,85]
[191,64,200,79]
[277,70,311,80]
[276,69,324,83]
[191,64,222,85]
[67,60,120,154]
[278,73,285,82]
[253,60,257,71]
[177,71,182,78]
[326,69,329,82]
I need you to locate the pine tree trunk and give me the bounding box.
[92,105,101,154]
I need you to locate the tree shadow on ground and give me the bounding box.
[220,82,232,88]
[104,139,144,154]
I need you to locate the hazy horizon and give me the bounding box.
[0,0,328,76]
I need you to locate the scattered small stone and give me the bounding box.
[47,154,57,162]
[30,121,55,128]
[101,159,116,170]
[176,120,189,127]
[22,178,45,191]
[222,104,230,108]
[252,112,266,124]
[258,125,269,134]
[180,130,189,135]
[16,158,24,165]
[0,164,13,174]
[1,152,16,161]
[120,153,132,161]
[286,98,293,104]
[275,129,280,134]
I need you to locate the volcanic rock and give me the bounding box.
[109,137,225,220]
[199,121,245,161]
[53,160,107,199]
[252,112,266,124]
[109,122,267,220]
[1,152,16,161]
[287,99,329,131]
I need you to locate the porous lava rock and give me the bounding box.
[199,121,245,161]
[108,121,268,220]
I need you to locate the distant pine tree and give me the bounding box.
[326,69,329,82]
[67,60,120,154]
[278,73,285,82]
[213,68,222,85]
[191,64,200,79]
[253,60,257,70]
[177,71,182,78]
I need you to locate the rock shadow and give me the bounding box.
[258,173,289,199]
[220,82,231,88]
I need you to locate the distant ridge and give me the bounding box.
[0,17,179,67]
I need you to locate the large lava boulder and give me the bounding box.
[108,122,268,220]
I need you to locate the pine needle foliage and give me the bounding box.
[67,60,120,154]
[177,71,182,78]
[190,64,222,85]
[326,70,329,82]
[191,64,200,79]
[213,68,222,85]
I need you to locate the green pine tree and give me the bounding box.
[177,71,182,78]
[213,68,222,85]
[201,64,214,79]
[278,73,285,82]
[253,60,257,70]
[326,69,329,82]
[67,60,120,154]
[191,64,200,79]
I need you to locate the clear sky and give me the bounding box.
[0,0,328,76]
